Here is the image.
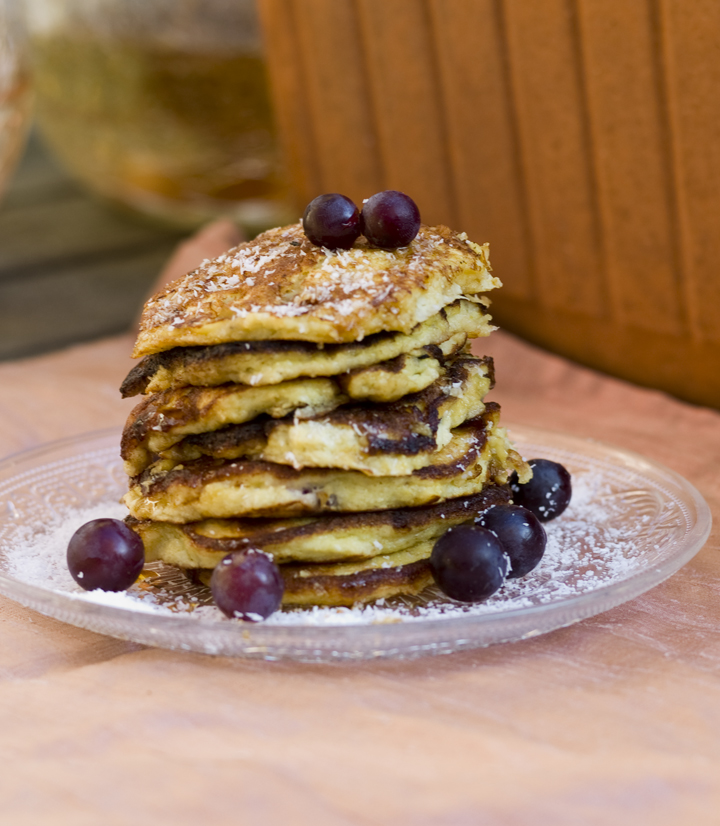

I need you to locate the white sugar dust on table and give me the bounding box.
[4,468,665,627]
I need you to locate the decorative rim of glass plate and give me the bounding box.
[0,427,711,661]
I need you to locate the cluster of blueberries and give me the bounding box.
[429,459,572,603]
[302,190,421,251]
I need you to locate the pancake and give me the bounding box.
[193,546,435,607]
[146,414,488,477]
[133,222,499,357]
[336,335,468,403]
[260,356,493,475]
[121,376,348,478]
[127,484,511,567]
[159,418,270,465]
[123,355,492,477]
[120,299,491,397]
[123,410,531,522]
[337,352,443,404]
[280,552,434,606]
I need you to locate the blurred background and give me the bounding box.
[2,0,720,408]
[0,0,292,360]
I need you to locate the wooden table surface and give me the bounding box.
[0,131,186,361]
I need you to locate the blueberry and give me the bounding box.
[430,525,508,602]
[67,518,145,591]
[510,459,572,522]
[302,193,362,249]
[211,550,284,621]
[361,190,421,249]
[477,504,547,578]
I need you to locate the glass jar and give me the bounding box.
[24,0,293,233]
[0,0,31,203]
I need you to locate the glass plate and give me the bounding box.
[0,427,711,661]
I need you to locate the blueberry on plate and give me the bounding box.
[67,518,145,592]
[211,549,284,621]
[430,525,508,602]
[510,458,572,522]
[477,504,547,578]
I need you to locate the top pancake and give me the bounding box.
[121,299,491,397]
[133,222,499,357]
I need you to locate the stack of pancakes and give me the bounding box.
[120,222,530,607]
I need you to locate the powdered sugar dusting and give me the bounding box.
[1,470,683,626]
